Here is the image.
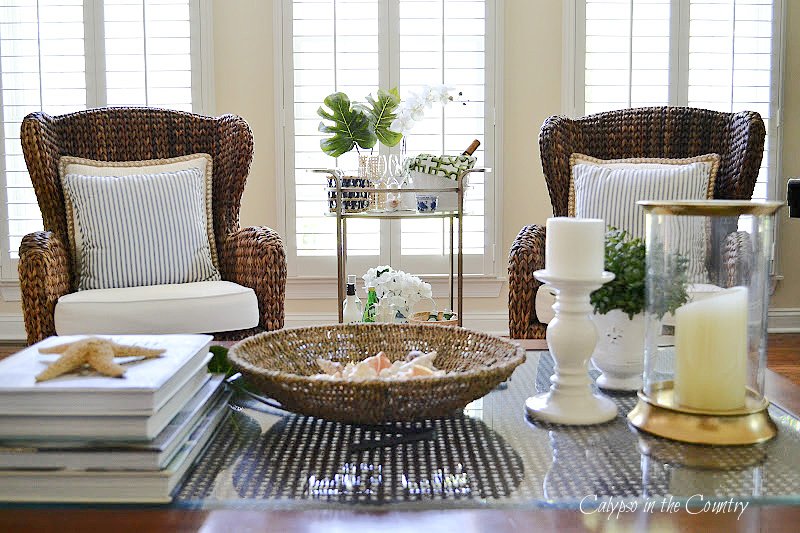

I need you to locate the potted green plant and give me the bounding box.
[590,228,690,391]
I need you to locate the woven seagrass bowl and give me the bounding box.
[228,324,526,424]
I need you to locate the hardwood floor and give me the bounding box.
[764,333,800,385]
[2,333,800,384]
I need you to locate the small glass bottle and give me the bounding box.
[342,275,362,324]
[362,285,379,323]
[375,299,395,323]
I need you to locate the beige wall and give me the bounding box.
[771,0,800,308]
[213,0,278,231]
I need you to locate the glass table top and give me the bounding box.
[174,351,800,510]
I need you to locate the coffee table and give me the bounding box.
[4,339,800,531]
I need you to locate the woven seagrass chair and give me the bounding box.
[19,107,286,344]
[508,106,765,339]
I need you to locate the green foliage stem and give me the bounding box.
[590,228,689,320]
[207,345,235,377]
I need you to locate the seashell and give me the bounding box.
[316,358,342,376]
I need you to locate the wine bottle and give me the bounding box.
[462,139,480,156]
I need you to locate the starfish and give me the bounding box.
[35,337,165,382]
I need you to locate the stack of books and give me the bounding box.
[0,334,231,503]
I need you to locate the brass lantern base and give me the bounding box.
[628,382,777,446]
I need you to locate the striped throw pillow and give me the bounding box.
[63,168,221,290]
[58,154,217,276]
[570,157,717,282]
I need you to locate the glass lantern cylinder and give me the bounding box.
[628,200,782,445]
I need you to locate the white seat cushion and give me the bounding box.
[55,281,259,335]
[535,283,557,325]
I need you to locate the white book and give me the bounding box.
[0,399,229,503]
[0,334,213,415]
[0,375,230,470]
[0,356,211,441]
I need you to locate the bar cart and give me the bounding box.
[315,168,489,325]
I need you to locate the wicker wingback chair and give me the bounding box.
[19,107,286,344]
[508,106,766,339]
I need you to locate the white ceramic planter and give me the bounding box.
[591,310,645,391]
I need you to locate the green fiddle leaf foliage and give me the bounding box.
[207,345,256,393]
[362,87,403,148]
[590,228,689,320]
[318,92,377,157]
[207,345,234,377]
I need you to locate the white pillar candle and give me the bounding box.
[545,217,605,279]
[674,286,748,411]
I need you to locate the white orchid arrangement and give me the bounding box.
[363,265,433,314]
[389,85,461,134]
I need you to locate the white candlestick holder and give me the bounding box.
[525,270,618,425]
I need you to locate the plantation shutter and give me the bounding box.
[292,0,381,258]
[0,0,203,273]
[582,0,671,114]
[687,0,775,200]
[397,0,487,259]
[579,0,778,202]
[286,0,493,278]
[0,0,87,259]
[103,0,193,110]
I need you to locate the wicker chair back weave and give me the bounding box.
[21,107,253,254]
[540,106,765,217]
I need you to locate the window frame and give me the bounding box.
[564,0,786,275]
[565,0,785,202]
[274,0,505,294]
[0,0,215,282]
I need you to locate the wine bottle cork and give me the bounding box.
[462,139,480,156]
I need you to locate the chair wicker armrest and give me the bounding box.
[508,224,548,339]
[221,226,287,332]
[721,230,753,288]
[18,231,72,345]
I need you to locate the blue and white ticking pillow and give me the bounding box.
[568,153,720,282]
[62,168,221,290]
